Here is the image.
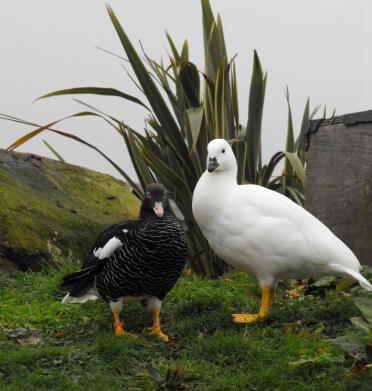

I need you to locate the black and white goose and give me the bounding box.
[61,183,188,341]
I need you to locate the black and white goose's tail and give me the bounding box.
[61,258,103,304]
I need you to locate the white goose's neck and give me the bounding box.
[201,167,238,192]
[193,167,237,228]
[212,170,236,186]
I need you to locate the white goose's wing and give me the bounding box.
[226,184,361,277]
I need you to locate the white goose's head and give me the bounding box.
[206,139,237,174]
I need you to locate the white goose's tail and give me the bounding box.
[330,263,372,291]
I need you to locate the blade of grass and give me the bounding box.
[42,139,65,162]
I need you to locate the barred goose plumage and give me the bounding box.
[61,183,188,340]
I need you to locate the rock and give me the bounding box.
[0,149,140,272]
[0,256,17,273]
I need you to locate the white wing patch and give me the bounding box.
[123,229,128,233]
[94,236,123,260]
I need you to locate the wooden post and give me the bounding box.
[305,110,372,266]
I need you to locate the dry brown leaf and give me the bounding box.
[344,363,371,376]
[18,336,43,346]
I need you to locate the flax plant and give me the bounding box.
[3,0,320,276]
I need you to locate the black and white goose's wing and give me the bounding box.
[61,219,139,302]
[86,219,140,266]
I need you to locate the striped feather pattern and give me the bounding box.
[95,212,188,303]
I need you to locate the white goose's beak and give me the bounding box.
[207,157,219,173]
[153,201,164,217]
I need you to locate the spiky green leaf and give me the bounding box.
[37,87,150,111]
[283,152,306,185]
[139,143,185,189]
[214,59,226,138]
[165,31,180,63]
[187,106,204,149]
[246,50,266,183]
[7,112,100,151]
[106,6,188,158]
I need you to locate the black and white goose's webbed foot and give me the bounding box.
[110,300,137,338]
[146,297,168,341]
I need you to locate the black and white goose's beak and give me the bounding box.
[153,201,164,218]
[207,157,219,173]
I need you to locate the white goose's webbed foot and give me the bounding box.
[232,286,275,324]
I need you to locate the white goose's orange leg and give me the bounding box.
[233,286,274,323]
[147,307,169,341]
[112,309,137,337]
[269,287,275,307]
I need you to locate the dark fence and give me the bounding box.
[305,110,372,266]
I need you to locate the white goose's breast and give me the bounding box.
[199,201,308,277]
[200,209,261,272]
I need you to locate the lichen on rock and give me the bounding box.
[0,149,140,272]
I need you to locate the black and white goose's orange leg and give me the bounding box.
[110,300,137,337]
[233,286,275,323]
[147,297,168,341]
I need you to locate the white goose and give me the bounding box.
[192,139,372,323]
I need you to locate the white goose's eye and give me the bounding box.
[221,149,225,154]
[146,192,151,198]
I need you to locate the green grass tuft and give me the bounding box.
[0,264,371,390]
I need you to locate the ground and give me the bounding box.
[0,263,371,391]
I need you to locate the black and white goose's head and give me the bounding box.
[206,139,237,174]
[140,183,168,218]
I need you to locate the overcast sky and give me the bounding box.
[1,0,371,182]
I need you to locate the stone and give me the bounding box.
[0,149,140,271]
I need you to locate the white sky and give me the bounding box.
[1,0,371,182]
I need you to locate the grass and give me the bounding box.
[0,262,371,390]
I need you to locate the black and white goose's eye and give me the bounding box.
[221,149,225,154]
[146,191,151,199]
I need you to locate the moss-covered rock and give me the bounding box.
[0,149,140,271]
